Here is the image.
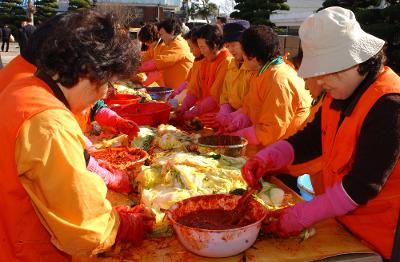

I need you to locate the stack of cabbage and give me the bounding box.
[152,124,200,153]
[136,152,248,213]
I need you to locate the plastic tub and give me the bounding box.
[145,87,173,101]
[297,174,315,201]
[106,94,140,107]
[116,102,172,127]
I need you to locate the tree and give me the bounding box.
[35,0,58,24]
[230,0,289,26]
[95,4,140,27]
[0,0,26,38]
[69,0,91,10]
[321,0,400,72]
[197,0,218,22]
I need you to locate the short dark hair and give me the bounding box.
[138,23,159,43]
[195,24,224,50]
[158,18,182,35]
[358,47,387,76]
[37,10,140,88]
[22,13,66,65]
[183,26,200,43]
[240,25,279,65]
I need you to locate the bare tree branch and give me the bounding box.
[95,4,140,27]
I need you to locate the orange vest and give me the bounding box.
[0,76,71,261]
[321,67,400,258]
[0,55,35,92]
[200,48,230,99]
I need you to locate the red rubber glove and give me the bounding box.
[115,205,156,245]
[262,208,299,238]
[241,156,265,190]
[95,108,139,138]
[199,112,219,128]
[115,118,140,139]
[96,159,133,193]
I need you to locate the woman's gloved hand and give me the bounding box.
[241,156,266,190]
[241,140,295,188]
[228,126,260,145]
[263,182,358,237]
[169,81,188,100]
[223,110,252,133]
[199,112,219,128]
[216,104,234,125]
[138,59,157,72]
[87,157,132,193]
[115,118,140,139]
[95,108,139,138]
[115,205,156,245]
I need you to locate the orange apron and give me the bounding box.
[321,67,400,258]
[0,76,71,261]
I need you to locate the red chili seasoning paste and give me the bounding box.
[177,209,254,230]
[91,147,146,170]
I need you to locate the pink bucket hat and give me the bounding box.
[298,6,385,79]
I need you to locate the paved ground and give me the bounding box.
[0,42,20,67]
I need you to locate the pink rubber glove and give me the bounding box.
[241,140,295,188]
[229,126,260,145]
[216,103,234,124]
[179,93,197,113]
[139,59,157,72]
[264,182,358,237]
[169,81,188,100]
[87,157,132,193]
[224,110,252,133]
[95,108,139,138]
[83,135,95,151]
[199,112,219,128]
[115,205,155,245]
[143,71,162,86]
[184,96,219,120]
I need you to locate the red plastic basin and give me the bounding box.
[115,102,172,127]
[106,94,140,107]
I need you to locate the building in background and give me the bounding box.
[271,0,324,34]
[270,0,323,60]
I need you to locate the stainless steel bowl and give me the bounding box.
[197,135,248,157]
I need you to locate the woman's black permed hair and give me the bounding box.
[138,23,159,43]
[195,24,224,50]
[37,10,140,88]
[183,26,200,43]
[157,18,182,35]
[240,25,279,65]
